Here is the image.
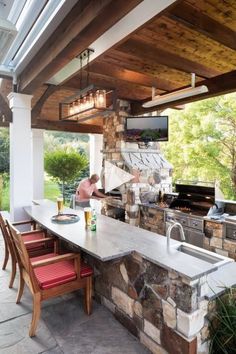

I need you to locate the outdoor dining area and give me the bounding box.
[0,203,149,353]
[1,0,236,353]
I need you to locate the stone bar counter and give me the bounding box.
[25,200,236,354]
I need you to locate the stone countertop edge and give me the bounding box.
[25,200,233,282]
[205,262,236,300]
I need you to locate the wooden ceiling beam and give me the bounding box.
[131,69,236,115]
[67,71,155,101]
[169,2,236,51]
[18,0,142,94]
[32,85,59,123]
[118,38,220,79]
[32,120,103,134]
[88,61,176,92]
[0,93,12,122]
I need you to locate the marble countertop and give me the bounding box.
[25,200,233,281]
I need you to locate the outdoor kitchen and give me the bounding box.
[101,101,236,262]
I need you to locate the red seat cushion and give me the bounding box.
[22,232,54,254]
[22,232,45,250]
[32,253,93,290]
[81,262,93,278]
[30,253,57,262]
[34,259,76,290]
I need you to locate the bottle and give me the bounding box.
[90,209,97,231]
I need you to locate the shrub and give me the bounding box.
[44,148,88,201]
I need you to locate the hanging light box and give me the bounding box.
[59,49,116,123]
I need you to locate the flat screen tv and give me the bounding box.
[124,116,168,142]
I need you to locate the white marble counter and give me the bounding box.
[25,200,232,281]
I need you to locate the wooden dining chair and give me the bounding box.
[7,220,93,337]
[0,212,55,288]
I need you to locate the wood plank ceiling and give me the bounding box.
[1,0,236,133]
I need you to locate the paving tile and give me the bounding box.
[42,296,150,354]
[39,345,64,354]
[0,313,57,354]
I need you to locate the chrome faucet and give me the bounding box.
[167,222,185,248]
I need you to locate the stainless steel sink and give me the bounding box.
[176,243,232,265]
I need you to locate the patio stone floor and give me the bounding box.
[0,236,150,354]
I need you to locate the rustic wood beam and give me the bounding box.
[88,61,176,92]
[0,73,12,80]
[32,85,59,123]
[131,70,236,115]
[19,0,142,94]
[32,120,103,134]
[118,38,220,79]
[0,93,12,122]
[169,2,236,51]
[67,71,155,101]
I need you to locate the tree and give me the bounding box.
[162,93,236,199]
[0,128,9,174]
[44,148,88,201]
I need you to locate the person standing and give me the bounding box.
[76,174,106,207]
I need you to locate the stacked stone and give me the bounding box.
[140,205,165,235]
[125,188,140,226]
[204,220,236,260]
[87,253,211,354]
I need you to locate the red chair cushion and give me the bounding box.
[81,263,93,278]
[30,253,57,262]
[34,259,76,290]
[32,253,93,290]
[22,232,45,250]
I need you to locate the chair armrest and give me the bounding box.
[13,220,35,226]
[31,253,80,268]
[22,230,46,236]
[24,237,55,245]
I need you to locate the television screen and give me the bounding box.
[124,116,168,142]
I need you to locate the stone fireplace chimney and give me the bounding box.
[102,100,172,225]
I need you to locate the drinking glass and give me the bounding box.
[57,197,64,215]
[84,207,92,227]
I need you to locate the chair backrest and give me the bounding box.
[6,220,39,291]
[0,212,15,257]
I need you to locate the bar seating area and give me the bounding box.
[0,221,148,353]
[1,1,236,353]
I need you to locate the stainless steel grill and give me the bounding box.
[165,183,215,248]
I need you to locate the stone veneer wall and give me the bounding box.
[204,221,236,260]
[86,252,211,354]
[102,101,172,227]
[139,205,165,236]
[204,202,236,260]
[102,102,143,226]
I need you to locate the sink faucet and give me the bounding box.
[167,222,185,248]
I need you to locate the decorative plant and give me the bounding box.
[209,287,236,353]
[44,148,88,202]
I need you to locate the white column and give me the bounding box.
[32,129,44,200]
[89,134,103,188]
[8,92,33,221]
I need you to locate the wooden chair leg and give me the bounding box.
[29,293,41,337]
[2,242,9,270]
[84,277,92,315]
[16,269,25,303]
[9,258,17,288]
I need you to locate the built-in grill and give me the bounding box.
[169,184,215,216]
[165,183,215,248]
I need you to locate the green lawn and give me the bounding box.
[44,179,60,202]
[1,179,60,211]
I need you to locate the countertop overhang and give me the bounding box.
[24,200,233,281]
